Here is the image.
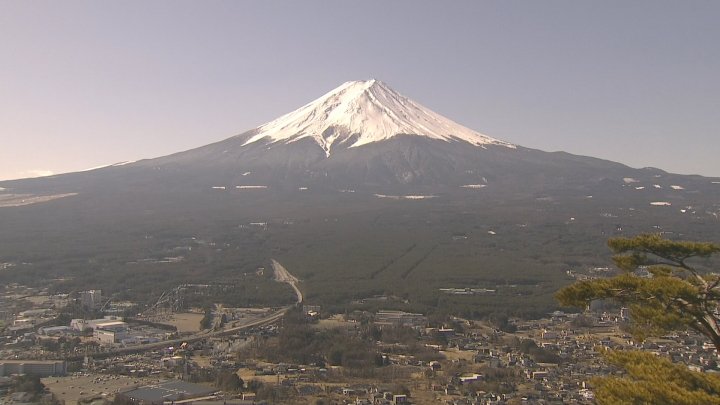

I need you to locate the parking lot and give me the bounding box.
[42,374,157,405]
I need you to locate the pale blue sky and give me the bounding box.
[1,1,719,180]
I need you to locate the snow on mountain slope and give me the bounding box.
[242,79,515,156]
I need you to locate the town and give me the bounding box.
[1,273,717,405]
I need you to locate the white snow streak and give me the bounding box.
[374,194,437,200]
[81,161,136,171]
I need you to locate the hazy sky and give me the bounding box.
[1,1,719,180]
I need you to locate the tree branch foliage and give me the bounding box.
[593,350,720,405]
[556,234,720,350]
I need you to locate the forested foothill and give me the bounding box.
[2,180,717,320]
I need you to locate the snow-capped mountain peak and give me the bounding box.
[242,79,515,156]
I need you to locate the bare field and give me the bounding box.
[440,348,476,362]
[164,312,204,332]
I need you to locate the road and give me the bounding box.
[67,306,290,361]
[67,260,302,361]
[271,259,303,304]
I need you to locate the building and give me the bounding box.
[70,316,125,332]
[0,360,66,377]
[95,329,128,344]
[541,330,558,340]
[457,373,483,384]
[89,319,129,344]
[374,310,427,328]
[38,326,75,336]
[94,320,128,332]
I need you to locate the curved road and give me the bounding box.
[271,259,303,304]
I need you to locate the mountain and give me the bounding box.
[1,80,719,317]
[0,79,685,193]
[242,79,514,152]
[23,80,641,192]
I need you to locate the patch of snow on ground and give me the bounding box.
[374,194,437,200]
[404,195,436,200]
[623,177,639,183]
[236,186,267,189]
[650,201,672,206]
[670,185,684,190]
[461,184,487,189]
